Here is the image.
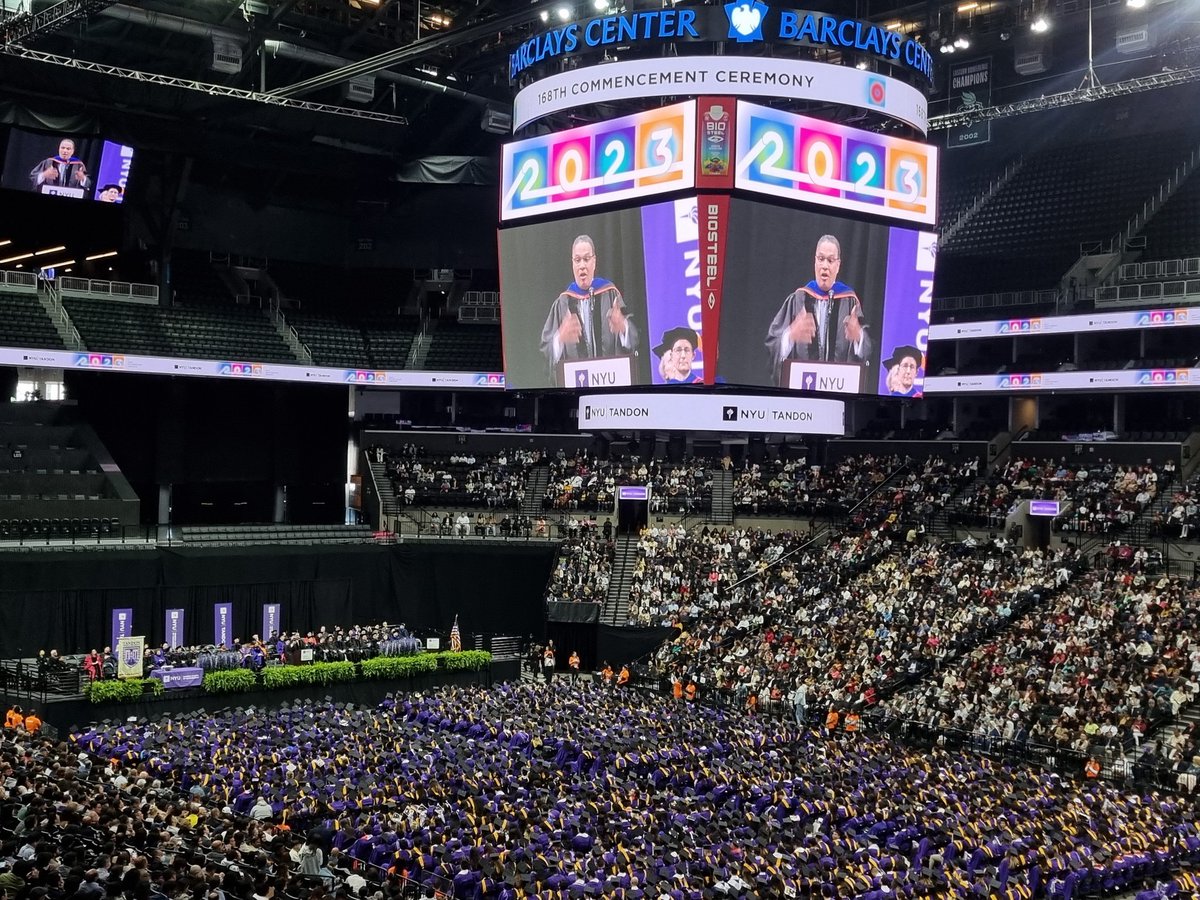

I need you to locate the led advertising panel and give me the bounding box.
[578,392,846,435]
[500,101,695,222]
[712,198,936,398]
[734,100,938,226]
[1,127,134,203]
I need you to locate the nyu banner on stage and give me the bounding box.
[642,197,703,385]
[111,608,133,650]
[214,602,233,647]
[262,604,281,639]
[165,608,185,649]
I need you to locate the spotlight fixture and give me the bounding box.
[1031,15,1050,31]
[539,9,549,20]
[593,0,608,9]
[954,36,970,48]
[855,60,868,69]
[1126,0,1146,7]
[556,5,570,20]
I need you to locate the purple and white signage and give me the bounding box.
[262,603,281,639]
[876,228,936,398]
[641,197,704,386]
[165,608,185,649]
[91,141,135,203]
[111,608,133,649]
[150,667,204,690]
[214,602,233,647]
[618,485,650,501]
[1029,500,1061,517]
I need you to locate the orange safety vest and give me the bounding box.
[825,709,840,730]
[4,709,23,729]
[1084,759,1101,779]
[23,715,41,734]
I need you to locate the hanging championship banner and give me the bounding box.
[116,635,145,680]
[947,58,991,148]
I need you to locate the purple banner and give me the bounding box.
[641,198,703,386]
[1029,500,1061,517]
[111,608,133,649]
[618,485,650,501]
[165,608,185,649]
[91,140,134,203]
[150,667,204,690]
[876,229,937,397]
[214,602,233,647]
[262,604,281,639]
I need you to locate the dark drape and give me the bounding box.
[546,622,598,672]
[596,625,675,667]
[546,602,601,624]
[0,543,553,656]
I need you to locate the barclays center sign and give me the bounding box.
[509,5,934,86]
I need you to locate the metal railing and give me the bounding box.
[1095,278,1200,307]
[933,288,1060,313]
[58,276,159,303]
[1119,256,1200,282]
[0,268,37,292]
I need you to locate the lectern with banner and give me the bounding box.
[617,485,649,535]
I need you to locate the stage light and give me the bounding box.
[539,9,549,20]
[1126,0,1146,7]
[957,2,978,11]
[556,6,570,20]
[39,259,75,270]
[856,61,868,69]
[1031,15,1050,31]
[593,0,608,9]
[85,251,119,262]
[0,252,33,264]
[955,36,970,48]
[33,245,67,256]
[0,240,10,248]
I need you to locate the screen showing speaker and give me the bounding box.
[1,127,135,203]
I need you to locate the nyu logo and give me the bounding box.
[725,0,767,41]
[800,371,817,391]
[574,369,590,388]
[722,405,739,421]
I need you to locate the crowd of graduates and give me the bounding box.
[0,683,1189,900]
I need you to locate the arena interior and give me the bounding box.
[1,0,1200,897]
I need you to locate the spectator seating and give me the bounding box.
[177,523,377,545]
[545,520,614,603]
[543,454,713,515]
[421,321,502,371]
[362,317,419,369]
[1140,175,1200,261]
[384,445,540,509]
[285,311,370,367]
[0,291,65,349]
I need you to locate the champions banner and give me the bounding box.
[214,602,233,647]
[111,608,133,650]
[116,636,144,679]
[698,195,730,384]
[262,603,281,639]
[947,58,991,148]
[165,608,185,649]
[641,197,703,385]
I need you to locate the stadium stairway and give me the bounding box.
[404,323,433,369]
[711,467,734,524]
[365,454,400,530]
[601,534,639,625]
[521,463,551,517]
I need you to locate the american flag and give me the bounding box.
[450,615,462,652]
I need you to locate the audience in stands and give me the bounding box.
[542,453,713,514]
[883,570,1200,756]
[545,520,614,604]
[381,445,541,510]
[953,457,1171,532]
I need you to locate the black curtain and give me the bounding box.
[546,602,600,624]
[546,622,598,671]
[0,543,552,656]
[596,625,675,667]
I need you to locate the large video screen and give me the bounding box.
[714,198,935,398]
[500,196,703,389]
[1,127,134,203]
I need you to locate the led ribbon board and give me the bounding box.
[501,102,695,221]
[734,100,938,226]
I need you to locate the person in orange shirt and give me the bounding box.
[844,710,860,733]
[23,710,42,734]
[4,705,23,729]
[672,679,684,701]
[568,651,581,684]
[617,665,630,686]
[601,662,614,686]
[825,709,840,732]
[685,680,697,702]
[746,693,758,715]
